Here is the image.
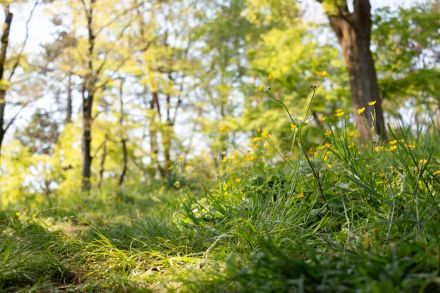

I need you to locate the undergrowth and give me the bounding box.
[1,87,439,292]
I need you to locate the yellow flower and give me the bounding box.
[261,130,270,139]
[177,155,184,161]
[290,123,297,131]
[219,125,229,134]
[235,178,242,183]
[324,130,332,137]
[419,159,427,165]
[316,71,328,78]
[252,136,263,143]
[335,110,344,117]
[245,154,254,161]
[159,186,165,193]
[433,170,440,175]
[318,115,327,122]
[258,83,265,92]
[256,127,261,133]
[268,72,275,80]
[369,100,377,106]
[357,107,366,114]
[297,192,304,200]
[388,140,397,146]
[221,156,228,163]
[185,165,193,170]
[389,145,397,151]
[407,144,416,149]
[348,130,359,137]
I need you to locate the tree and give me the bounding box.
[320,0,387,142]
[0,1,39,157]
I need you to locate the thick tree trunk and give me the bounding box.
[0,6,13,158]
[328,1,387,142]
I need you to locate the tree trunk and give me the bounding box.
[82,82,94,191]
[81,0,96,192]
[98,137,107,189]
[65,72,73,124]
[118,79,127,186]
[150,91,165,178]
[328,0,387,142]
[0,6,13,158]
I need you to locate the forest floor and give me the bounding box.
[1,130,440,292]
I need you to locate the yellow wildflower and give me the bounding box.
[178,155,184,161]
[316,71,328,78]
[389,145,397,151]
[235,178,242,183]
[268,72,275,80]
[419,159,427,165]
[221,156,228,163]
[159,186,165,193]
[357,107,366,114]
[261,130,270,139]
[433,170,440,175]
[256,127,261,133]
[252,136,263,143]
[185,165,193,170]
[369,100,377,106]
[258,83,265,92]
[245,154,254,161]
[219,125,229,134]
[290,123,298,131]
[407,144,416,149]
[318,115,327,122]
[388,140,397,146]
[297,192,304,200]
[324,130,332,137]
[335,110,344,117]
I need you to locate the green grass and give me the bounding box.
[1,125,439,292]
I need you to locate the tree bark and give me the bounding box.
[81,0,96,192]
[150,91,165,178]
[118,79,127,186]
[0,5,13,158]
[65,72,73,124]
[327,0,387,142]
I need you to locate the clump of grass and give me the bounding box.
[0,211,78,292]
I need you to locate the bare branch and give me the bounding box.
[8,0,40,81]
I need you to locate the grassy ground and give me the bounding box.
[1,124,440,292]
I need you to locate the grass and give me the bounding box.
[1,113,439,292]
